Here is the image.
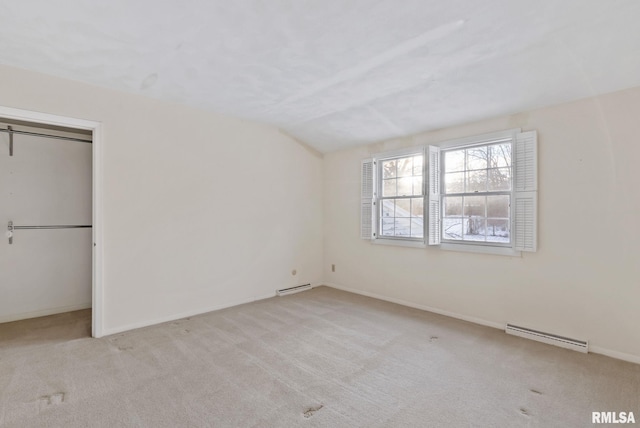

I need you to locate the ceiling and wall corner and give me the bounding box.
[1,1,640,152]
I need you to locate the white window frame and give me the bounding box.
[439,132,516,250]
[362,128,537,256]
[372,146,426,246]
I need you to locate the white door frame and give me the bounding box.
[0,105,104,338]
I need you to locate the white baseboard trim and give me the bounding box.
[101,292,278,337]
[323,282,503,330]
[0,303,92,324]
[589,346,640,365]
[323,283,640,365]
[103,281,326,337]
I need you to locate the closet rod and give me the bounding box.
[7,221,91,244]
[0,127,92,143]
[11,225,92,230]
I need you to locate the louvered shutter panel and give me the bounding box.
[513,131,537,251]
[361,159,375,240]
[427,146,441,245]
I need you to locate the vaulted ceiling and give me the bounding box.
[2,1,640,152]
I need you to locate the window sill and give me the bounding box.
[371,238,522,256]
[373,238,426,249]
[439,242,521,257]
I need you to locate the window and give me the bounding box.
[378,153,424,239]
[442,141,512,245]
[361,129,537,254]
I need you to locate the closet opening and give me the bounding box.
[0,106,103,339]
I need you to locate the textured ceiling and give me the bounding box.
[1,1,640,152]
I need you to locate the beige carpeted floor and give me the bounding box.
[1,286,639,427]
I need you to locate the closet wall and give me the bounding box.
[0,121,92,322]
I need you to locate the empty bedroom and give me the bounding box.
[1,1,639,427]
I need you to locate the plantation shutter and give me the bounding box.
[427,146,441,245]
[361,159,375,239]
[513,131,538,252]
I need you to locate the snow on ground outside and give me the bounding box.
[380,200,510,242]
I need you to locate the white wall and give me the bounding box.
[0,64,324,335]
[323,86,640,361]
[3,61,639,362]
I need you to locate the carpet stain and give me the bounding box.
[117,345,134,351]
[519,407,530,416]
[429,336,439,342]
[530,389,542,395]
[38,392,65,411]
[303,404,323,418]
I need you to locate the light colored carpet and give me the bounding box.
[0,286,638,427]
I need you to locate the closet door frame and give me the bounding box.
[0,105,104,338]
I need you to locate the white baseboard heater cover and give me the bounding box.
[506,324,588,353]
[276,283,312,296]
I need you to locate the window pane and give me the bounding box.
[395,198,411,217]
[466,170,487,192]
[410,197,424,238]
[488,167,511,191]
[382,159,396,179]
[443,196,462,216]
[443,217,463,240]
[463,217,487,241]
[411,198,424,217]
[490,143,511,167]
[397,157,413,177]
[445,172,464,193]
[413,155,423,176]
[411,220,424,238]
[381,216,395,236]
[464,195,486,217]
[397,177,414,196]
[394,218,411,236]
[381,199,394,218]
[383,179,396,197]
[487,195,509,218]
[466,147,488,170]
[412,176,423,195]
[444,150,464,172]
[463,196,486,240]
[486,219,510,242]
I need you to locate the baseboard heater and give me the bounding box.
[276,283,312,296]
[505,323,588,353]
